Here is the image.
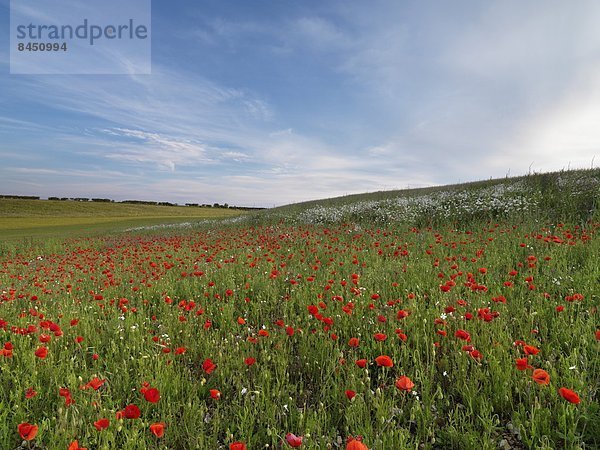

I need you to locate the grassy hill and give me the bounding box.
[265,169,600,226]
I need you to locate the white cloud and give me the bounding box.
[445,2,600,81]
[293,17,348,51]
[492,66,600,173]
[243,99,272,121]
[269,128,293,138]
[221,151,250,162]
[102,128,211,171]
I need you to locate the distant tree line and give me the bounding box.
[0,195,41,200]
[185,202,264,210]
[1,194,264,210]
[46,197,113,202]
[122,200,177,206]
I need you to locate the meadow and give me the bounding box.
[0,170,598,449]
[0,199,245,242]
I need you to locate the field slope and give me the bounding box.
[0,199,245,240]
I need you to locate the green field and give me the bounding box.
[0,199,246,241]
[0,170,598,449]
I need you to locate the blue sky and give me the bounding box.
[1,0,599,207]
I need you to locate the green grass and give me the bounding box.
[1,220,597,449]
[0,199,245,241]
[0,199,245,218]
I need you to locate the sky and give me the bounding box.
[1,0,599,207]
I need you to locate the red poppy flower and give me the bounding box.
[397,309,409,319]
[532,369,550,385]
[375,355,393,367]
[25,387,37,399]
[469,349,483,360]
[149,422,165,438]
[454,329,471,341]
[124,404,141,419]
[355,359,367,368]
[244,357,256,366]
[345,390,356,400]
[396,330,408,342]
[59,387,75,406]
[34,346,48,359]
[18,422,38,441]
[395,376,415,392]
[523,345,540,356]
[515,358,532,371]
[94,418,110,431]
[285,433,303,447]
[143,387,161,403]
[203,358,217,374]
[348,337,360,348]
[210,389,221,400]
[230,442,247,450]
[373,333,387,342]
[558,387,580,404]
[83,377,106,391]
[68,440,87,450]
[346,436,369,450]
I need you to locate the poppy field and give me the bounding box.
[1,172,599,449]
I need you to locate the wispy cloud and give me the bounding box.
[8,167,131,178]
[0,116,58,134]
[20,67,267,139]
[100,128,212,172]
[292,16,349,52]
